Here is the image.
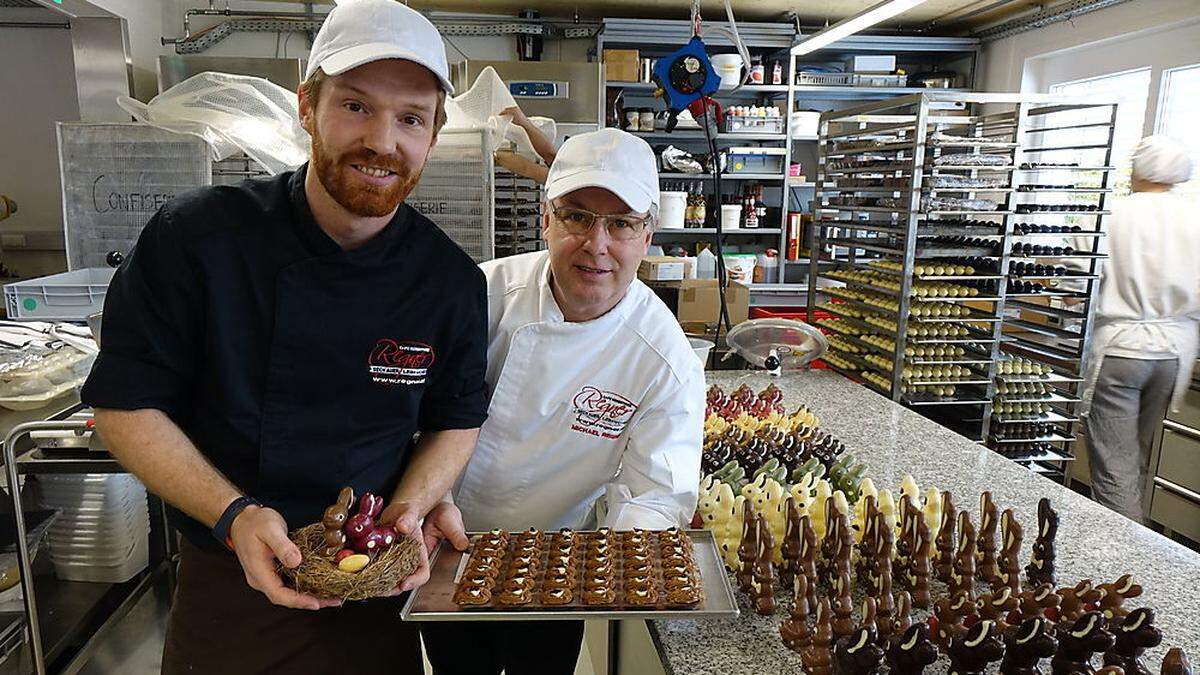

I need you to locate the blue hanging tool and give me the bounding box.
[650,35,721,133]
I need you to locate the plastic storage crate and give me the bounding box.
[723,115,785,135]
[723,147,787,175]
[796,72,855,86]
[3,268,115,321]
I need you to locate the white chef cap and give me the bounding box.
[1131,135,1193,185]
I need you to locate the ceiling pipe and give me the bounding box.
[161,5,600,49]
[923,0,1026,31]
[972,0,1132,40]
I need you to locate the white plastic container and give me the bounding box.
[659,191,687,229]
[688,337,715,366]
[37,473,151,583]
[711,54,744,90]
[722,253,758,284]
[696,248,717,279]
[755,251,780,283]
[790,111,821,139]
[681,256,698,279]
[720,204,743,229]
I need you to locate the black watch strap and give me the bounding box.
[213,496,261,551]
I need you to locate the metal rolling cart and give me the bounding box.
[492,167,543,259]
[806,92,1022,442]
[990,98,1117,480]
[804,92,1114,472]
[1,406,175,675]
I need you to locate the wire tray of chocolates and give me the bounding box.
[401,527,740,621]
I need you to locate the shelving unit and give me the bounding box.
[598,20,980,305]
[804,92,1116,475]
[991,98,1118,480]
[493,167,544,258]
[598,18,796,297]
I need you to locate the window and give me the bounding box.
[1156,63,1200,197]
[1048,68,1152,193]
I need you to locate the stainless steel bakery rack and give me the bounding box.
[493,167,544,259]
[805,92,1116,468]
[991,98,1118,481]
[1,405,175,675]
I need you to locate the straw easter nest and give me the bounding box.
[279,522,422,601]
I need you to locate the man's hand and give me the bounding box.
[229,505,341,610]
[379,501,469,594]
[421,501,470,554]
[498,105,531,129]
[494,149,524,173]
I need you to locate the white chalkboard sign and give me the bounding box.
[57,123,212,271]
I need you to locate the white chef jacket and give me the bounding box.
[1081,191,1200,414]
[453,250,705,532]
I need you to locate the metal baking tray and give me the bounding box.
[400,529,739,622]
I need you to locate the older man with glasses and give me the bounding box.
[419,128,705,675]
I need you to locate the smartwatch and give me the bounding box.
[213,496,262,551]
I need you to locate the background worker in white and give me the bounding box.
[421,128,705,675]
[1082,135,1200,523]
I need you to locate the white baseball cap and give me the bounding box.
[306,0,454,95]
[546,128,660,213]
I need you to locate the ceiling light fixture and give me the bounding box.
[791,0,930,55]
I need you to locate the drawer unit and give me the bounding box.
[1158,425,1200,495]
[1165,385,1200,429]
[1150,480,1200,542]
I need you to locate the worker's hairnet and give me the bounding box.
[1131,135,1193,185]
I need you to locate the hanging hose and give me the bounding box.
[700,103,732,370]
[687,0,751,368]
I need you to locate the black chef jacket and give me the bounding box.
[81,164,488,551]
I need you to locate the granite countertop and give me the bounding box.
[650,370,1200,675]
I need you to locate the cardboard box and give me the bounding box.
[661,280,749,327]
[604,49,640,82]
[638,256,686,282]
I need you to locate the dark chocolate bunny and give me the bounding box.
[1026,498,1058,587]
[1001,617,1058,675]
[835,626,886,675]
[1052,611,1115,675]
[888,623,938,675]
[1103,608,1162,675]
[948,620,1005,675]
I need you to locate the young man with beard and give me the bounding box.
[421,129,705,675]
[79,1,484,672]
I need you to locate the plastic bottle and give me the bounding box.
[694,186,707,227]
[697,247,717,279]
[750,58,765,84]
[684,183,696,228]
[771,61,783,85]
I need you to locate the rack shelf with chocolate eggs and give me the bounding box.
[810,94,1120,459]
[990,354,1086,468]
[824,269,1000,302]
[991,100,1117,479]
[736,465,1193,675]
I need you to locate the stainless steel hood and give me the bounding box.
[452,60,600,124]
[0,0,132,121]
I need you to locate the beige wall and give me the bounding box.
[0,19,80,276]
[980,0,1200,98]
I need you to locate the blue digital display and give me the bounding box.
[509,81,559,98]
